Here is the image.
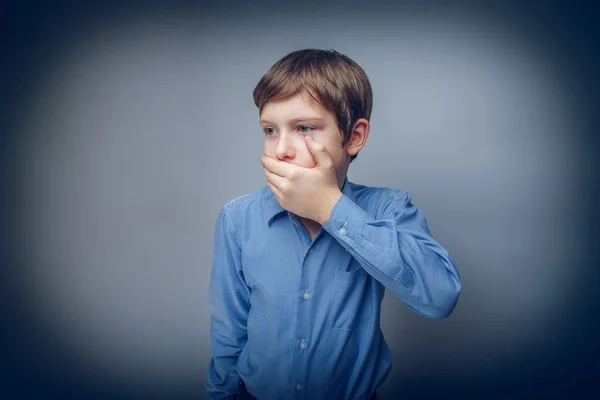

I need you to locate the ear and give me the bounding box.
[345,118,370,157]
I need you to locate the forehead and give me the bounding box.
[260,91,334,122]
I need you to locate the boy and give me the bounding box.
[206,49,461,400]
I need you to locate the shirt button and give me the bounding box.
[299,339,307,349]
[308,248,314,254]
[339,227,346,236]
[302,290,311,300]
[296,382,303,391]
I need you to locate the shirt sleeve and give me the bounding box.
[206,207,249,399]
[321,192,461,319]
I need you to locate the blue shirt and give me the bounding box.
[206,177,461,400]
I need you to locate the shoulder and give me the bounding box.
[220,185,273,222]
[347,180,413,219]
[349,180,411,204]
[222,185,272,213]
[216,186,274,249]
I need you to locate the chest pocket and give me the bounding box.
[328,266,372,331]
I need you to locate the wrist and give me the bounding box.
[316,188,342,225]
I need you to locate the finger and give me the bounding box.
[261,156,294,177]
[304,135,333,167]
[266,181,282,200]
[264,167,286,189]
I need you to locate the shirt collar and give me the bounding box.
[267,176,355,226]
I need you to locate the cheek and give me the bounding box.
[263,141,275,156]
[297,156,316,169]
[325,146,345,168]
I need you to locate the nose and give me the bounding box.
[275,132,296,161]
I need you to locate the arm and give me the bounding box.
[321,192,461,319]
[206,207,249,399]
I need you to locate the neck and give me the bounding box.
[336,161,350,190]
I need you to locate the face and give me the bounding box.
[259,91,350,187]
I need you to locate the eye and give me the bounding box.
[263,127,277,136]
[298,125,314,133]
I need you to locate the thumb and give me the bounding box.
[305,135,332,167]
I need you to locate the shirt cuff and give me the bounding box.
[322,194,371,249]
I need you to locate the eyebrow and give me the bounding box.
[259,117,324,125]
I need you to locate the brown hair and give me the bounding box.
[253,49,372,162]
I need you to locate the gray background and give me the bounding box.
[2,1,599,398]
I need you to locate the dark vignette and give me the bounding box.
[1,1,599,399]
